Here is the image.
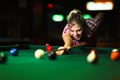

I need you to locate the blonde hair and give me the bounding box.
[67,9,84,26]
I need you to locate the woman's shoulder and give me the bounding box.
[63,24,70,34]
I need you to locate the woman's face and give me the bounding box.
[69,22,83,40]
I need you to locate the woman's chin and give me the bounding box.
[74,37,80,40]
[76,38,80,40]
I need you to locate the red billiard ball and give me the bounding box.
[10,48,19,56]
[46,45,53,52]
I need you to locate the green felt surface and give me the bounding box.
[0,45,120,80]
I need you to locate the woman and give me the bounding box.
[56,9,104,55]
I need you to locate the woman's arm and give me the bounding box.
[62,33,72,48]
[55,33,72,55]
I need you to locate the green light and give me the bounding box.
[83,14,91,19]
[52,14,64,22]
[66,15,68,21]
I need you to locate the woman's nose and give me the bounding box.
[74,31,77,36]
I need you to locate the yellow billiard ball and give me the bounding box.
[34,49,45,59]
[87,49,98,63]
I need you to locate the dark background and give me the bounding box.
[0,0,120,46]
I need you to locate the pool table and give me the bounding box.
[0,45,120,80]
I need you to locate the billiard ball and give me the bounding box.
[48,51,57,60]
[46,45,53,52]
[45,43,50,47]
[34,49,45,59]
[87,49,98,64]
[10,48,19,56]
[0,52,7,63]
[110,49,120,61]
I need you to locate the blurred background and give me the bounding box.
[0,0,120,47]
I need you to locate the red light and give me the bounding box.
[47,3,54,9]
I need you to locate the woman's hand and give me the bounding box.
[55,46,65,55]
[55,46,71,55]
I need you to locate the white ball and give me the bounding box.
[112,48,118,52]
[87,52,96,63]
[34,49,45,59]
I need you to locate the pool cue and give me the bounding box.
[53,42,86,52]
[53,48,67,52]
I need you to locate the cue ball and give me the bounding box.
[110,49,120,61]
[10,48,19,56]
[87,49,98,63]
[0,52,7,63]
[34,49,45,59]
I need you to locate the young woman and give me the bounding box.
[56,9,104,55]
